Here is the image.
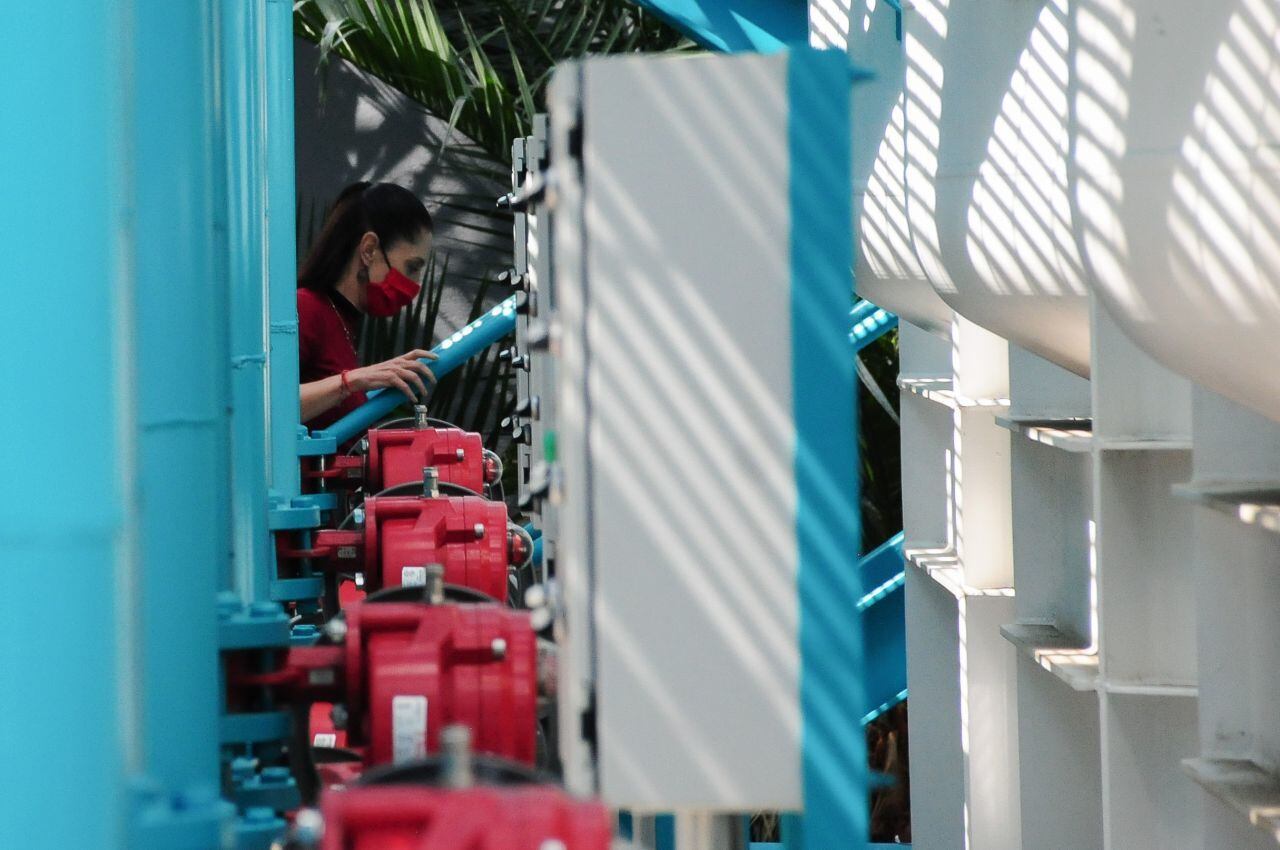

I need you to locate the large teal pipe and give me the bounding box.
[224,0,274,602]
[131,0,228,822]
[0,5,133,845]
[313,298,519,445]
[265,0,303,502]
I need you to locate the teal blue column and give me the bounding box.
[265,0,303,503]
[130,0,229,825]
[223,0,274,602]
[0,4,132,846]
[788,48,866,849]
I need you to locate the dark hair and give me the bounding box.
[298,181,433,291]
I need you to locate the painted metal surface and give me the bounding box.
[630,0,809,53]
[265,0,303,501]
[788,47,867,849]
[2,1,235,846]
[902,0,1091,375]
[224,0,274,602]
[1070,0,1280,423]
[811,0,954,335]
[550,48,864,840]
[314,299,518,445]
[0,5,132,846]
[130,0,228,821]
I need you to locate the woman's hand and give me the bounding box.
[348,349,440,401]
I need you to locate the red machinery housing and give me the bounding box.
[320,784,612,850]
[306,495,520,600]
[304,426,500,497]
[233,599,537,771]
[367,426,491,494]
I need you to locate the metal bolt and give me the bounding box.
[293,808,325,843]
[261,766,292,784]
[423,466,440,498]
[491,638,508,660]
[324,617,348,644]
[530,608,553,632]
[230,757,258,782]
[456,448,465,462]
[425,565,446,604]
[441,724,474,789]
[244,806,275,824]
[249,601,282,619]
[539,841,568,850]
[330,703,349,731]
[414,404,430,429]
[524,584,546,609]
[474,523,485,540]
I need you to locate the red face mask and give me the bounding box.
[365,254,422,317]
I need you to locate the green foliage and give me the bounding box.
[858,329,902,553]
[294,0,693,166]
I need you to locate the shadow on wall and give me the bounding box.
[293,35,510,336]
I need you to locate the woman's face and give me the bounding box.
[383,228,433,285]
[354,228,433,312]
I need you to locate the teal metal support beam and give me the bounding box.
[0,6,133,846]
[265,0,304,504]
[130,0,230,835]
[629,0,808,53]
[224,0,275,603]
[2,1,232,845]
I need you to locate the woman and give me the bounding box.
[297,181,440,429]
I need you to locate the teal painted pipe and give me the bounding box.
[850,299,897,352]
[224,0,274,602]
[314,298,518,445]
[0,5,133,845]
[265,0,303,503]
[131,0,228,816]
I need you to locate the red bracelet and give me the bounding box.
[340,369,353,396]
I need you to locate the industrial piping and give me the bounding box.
[314,297,519,445]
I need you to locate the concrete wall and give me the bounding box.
[293,36,509,336]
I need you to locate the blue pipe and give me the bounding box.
[850,299,898,352]
[0,6,132,845]
[265,0,303,503]
[130,0,228,824]
[224,0,274,602]
[314,298,519,445]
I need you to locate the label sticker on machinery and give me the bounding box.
[392,695,428,764]
[313,733,337,748]
[402,566,427,586]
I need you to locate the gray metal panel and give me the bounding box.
[563,52,802,810]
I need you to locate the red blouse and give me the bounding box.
[298,287,367,430]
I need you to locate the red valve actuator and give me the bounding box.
[309,495,515,600]
[320,784,612,850]
[346,601,537,767]
[367,426,489,494]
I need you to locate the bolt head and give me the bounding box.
[491,637,508,659]
[474,523,485,539]
[524,585,546,609]
[324,617,348,643]
[330,703,349,731]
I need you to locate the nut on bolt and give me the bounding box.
[323,617,348,644]
[491,637,508,660]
